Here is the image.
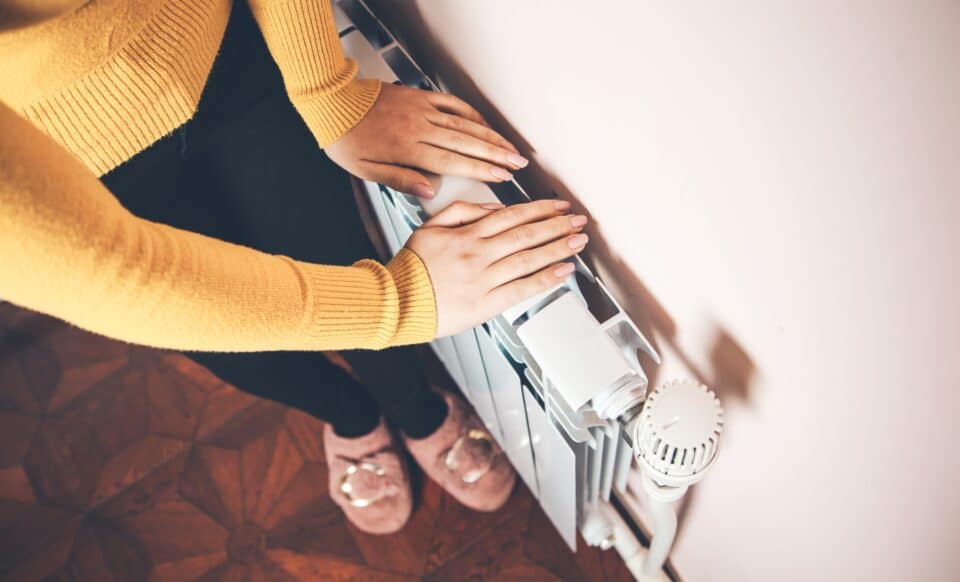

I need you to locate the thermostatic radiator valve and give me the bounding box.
[632,379,723,581]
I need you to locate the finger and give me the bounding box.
[486,262,578,314]
[422,127,527,170]
[426,92,488,126]
[483,214,587,258]
[415,143,515,183]
[357,160,436,198]
[426,199,504,228]
[427,112,519,153]
[486,233,588,288]
[472,199,572,238]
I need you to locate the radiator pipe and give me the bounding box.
[639,475,686,581]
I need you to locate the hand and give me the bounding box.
[405,199,590,337]
[326,83,528,198]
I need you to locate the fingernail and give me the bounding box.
[507,153,528,168]
[411,183,435,198]
[570,215,588,228]
[568,234,589,249]
[490,167,513,181]
[554,200,571,210]
[554,263,575,278]
[481,202,505,210]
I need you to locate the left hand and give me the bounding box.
[325,83,528,198]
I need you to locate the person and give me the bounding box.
[0,0,590,533]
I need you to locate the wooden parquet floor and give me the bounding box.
[0,304,632,581]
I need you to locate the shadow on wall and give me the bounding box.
[366,0,758,540]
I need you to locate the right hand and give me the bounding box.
[405,199,589,337]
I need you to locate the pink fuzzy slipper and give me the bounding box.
[324,421,412,534]
[404,392,516,512]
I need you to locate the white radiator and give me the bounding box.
[334,3,721,579]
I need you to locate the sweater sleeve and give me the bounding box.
[0,102,436,351]
[248,0,382,147]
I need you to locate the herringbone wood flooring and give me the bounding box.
[0,304,631,581]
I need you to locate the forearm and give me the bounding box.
[249,0,381,146]
[0,102,435,352]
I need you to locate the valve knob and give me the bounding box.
[633,379,723,488]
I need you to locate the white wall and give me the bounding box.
[370,1,960,580]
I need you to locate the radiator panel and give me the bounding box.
[524,384,580,549]
[475,328,539,497]
[451,329,503,442]
[336,0,661,554]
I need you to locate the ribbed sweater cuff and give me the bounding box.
[296,249,436,350]
[249,0,382,146]
[385,248,438,346]
[293,78,381,147]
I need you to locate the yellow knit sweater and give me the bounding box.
[0,0,438,351]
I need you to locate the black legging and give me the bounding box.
[100,0,446,438]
